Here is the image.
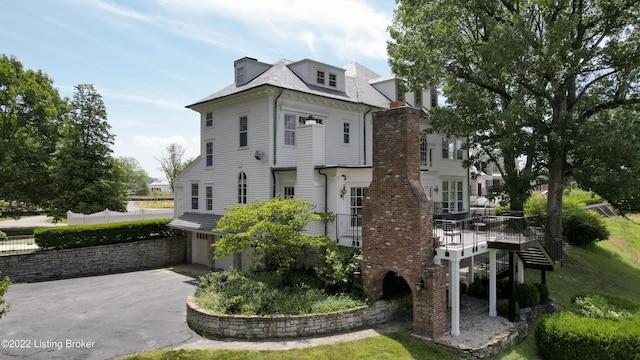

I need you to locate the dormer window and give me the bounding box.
[236,66,245,85]
[317,70,325,85]
[329,73,337,87]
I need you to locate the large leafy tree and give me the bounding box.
[48,84,126,219]
[115,157,149,196]
[388,0,640,243]
[213,197,332,275]
[573,107,640,215]
[156,143,192,192]
[0,55,66,210]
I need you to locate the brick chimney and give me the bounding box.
[362,107,446,339]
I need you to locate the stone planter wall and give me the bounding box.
[0,236,186,282]
[186,295,402,339]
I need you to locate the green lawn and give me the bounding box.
[127,215,640,360]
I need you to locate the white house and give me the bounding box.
[170,57,469,269]
[148,178,171,194]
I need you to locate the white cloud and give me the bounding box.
[84,0,391,62]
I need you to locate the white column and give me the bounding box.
[446,260,451,307]
[468,256,475,283]
[518,257,525,284]
[489,249,497,317]
[450,258,460,336]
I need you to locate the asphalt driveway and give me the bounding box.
[1,267,204,359]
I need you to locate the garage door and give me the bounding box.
[192,235,210,266]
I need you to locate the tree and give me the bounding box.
[213,197,332,275]
[0,54,66,210]
[156,143,191,191]
[48,84,126,219]
[572,107,640,215]
[388,1,640,243]
[115,157,149,196]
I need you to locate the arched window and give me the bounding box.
[238,172,247,204]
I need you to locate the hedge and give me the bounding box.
[535,312,640,360]
[34,219,174,250]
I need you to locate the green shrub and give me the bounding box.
[570,292,640,320]
[536,312,640,360]
[34,219,173,250]
[515,283,541,308]
[524,195,609,246]
[563,200,610,246]
[496,299,519,318]
[195,270,368,316]
[0,230,6,240]
[314,246,363,296]
[0,273,9,319]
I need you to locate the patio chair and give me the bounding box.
[443,221,462,245]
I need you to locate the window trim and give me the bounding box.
[284,114,297,146]
[239,115,248,147]
[238,172,247,204]
[205,185,213,211]
[329,73,337,87]
[205,141,213,167]
[191,183,199,210]
[343,122,350,144]
[316,70,325,85]
[283,186,295,199]
[205,112,213,127]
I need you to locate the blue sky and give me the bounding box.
[1,0,396,179]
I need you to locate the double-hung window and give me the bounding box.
[329,73,337,87]
[205,186,213,211]
[205,112,213,127]
[206,141,213,167]
[343,122,350,144]
[239,116,248,147]
[284,114,296,145]
[317,70,325,85]
[191,183,199,210]
[442,138,464,160]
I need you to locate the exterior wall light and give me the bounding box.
[416,278,425,291]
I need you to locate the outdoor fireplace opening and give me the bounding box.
[381,271,412,300]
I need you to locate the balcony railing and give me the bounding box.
[335,213,362,246]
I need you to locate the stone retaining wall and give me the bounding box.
[0,236,186,282]
[186,295,402,339]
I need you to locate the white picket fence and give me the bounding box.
[67,208,173,226]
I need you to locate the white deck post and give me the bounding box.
[518,257,524,284]
[468,255,475,283]
[450,258,460,336]
[489,249,497,317]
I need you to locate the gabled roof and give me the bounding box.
[169,212,222,233]
[187,59,392,109]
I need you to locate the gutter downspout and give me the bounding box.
[273,89,284,166]
[318,168,328,236]
[363,106,373,165]
[272,89,285,199]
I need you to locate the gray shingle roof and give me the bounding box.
[169,212,222,233]
[187,59,392,109]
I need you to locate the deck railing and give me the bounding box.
[335,213,362,246]
[485,215,544,246]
